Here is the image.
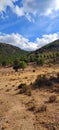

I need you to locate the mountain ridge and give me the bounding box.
[0,39,59,65]
[0,42,28,65]
[34,39,59,54]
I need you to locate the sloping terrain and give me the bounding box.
[34,39,59,54]
[0,42,27,56]
[0,42,28,64]
[30,40,59,65]
[0,40,59,65]
[0,65,59,130]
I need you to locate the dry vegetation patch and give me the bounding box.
[48,95,57,103]
[17,83,32,96]
[34,104,47,113]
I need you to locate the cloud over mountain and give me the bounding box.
[0,32,59,51]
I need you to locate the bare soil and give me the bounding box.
[0,65,59,130]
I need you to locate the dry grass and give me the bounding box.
[48,95,57,103]
[34,105,47,113]
[18,83,32,96]
[0,65,59,130]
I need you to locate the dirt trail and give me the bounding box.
[0,92,36,130]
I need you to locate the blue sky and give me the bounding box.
[0,0,59,51]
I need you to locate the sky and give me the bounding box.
[0,0,59,51]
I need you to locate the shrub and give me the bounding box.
[13,59,20,72]
[50,75,59,83]
[18,83,24,89]
[46,80,53,87]
[27,103,47,113]
[19,83,31,96]
[27,101,35,111]
[13,60,27,71]
[19,83,27,93]
[1,60,7,67]
[27,103,35,111]
[35,105,47,113]
[29,55,35,62]
[36,58,44,66]
[26,88,31,96]
[19,61,27,70]
[48,95,56,103]
[34,74,48,88]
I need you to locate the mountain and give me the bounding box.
[34,39,59,54]
[0,42,28,65]
[30,39,59,65]
[0,40,59,66]
[0,42,27,55]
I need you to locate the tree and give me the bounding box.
[13,60,27,72]
[13,59,20,72]
[37,58,44,66]
[1,60,7,67]
[19,61,27,70]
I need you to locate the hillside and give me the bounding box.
[29,40,59,65]
[0,42,28,65]
[0,40,59,66]
[0,64,59,130]
[0,42,59,130]
[34,39,59,54]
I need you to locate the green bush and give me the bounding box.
[13,60,27,72]
[13,59,20,72]
[37,58,44,66]
[34,74,47,87]
[1,60,7,67]
[19,61,27,70]
[34,74,53,88]
[19,83,31,96]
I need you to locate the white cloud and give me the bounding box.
[0,0,59,21]
[13,0,59,20]
[0,0,16,18]
[0,33,37,51]
[0,32,59,51]
[14,6,24,16]
[0,0,16,12]
[36,33,59,48]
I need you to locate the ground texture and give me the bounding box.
[0,65,59,130]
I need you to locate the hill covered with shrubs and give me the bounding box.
[0,40,59,67]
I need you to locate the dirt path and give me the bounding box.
[0,92,36,130]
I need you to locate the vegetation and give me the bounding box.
[33,74,52,88]
[18,83,31,96]
[0,42,28,66]
[27,101,47,113]
[36,58,44,66]
[19,61,27,70]
[13,60,27,71]
[0,40,59,67]
[35,105,47,113]
[1,60,7,67]
[48,95,56,103]
[33,72,59,89]
[13,59,20,72]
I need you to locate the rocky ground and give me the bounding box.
[0,65,59,130]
